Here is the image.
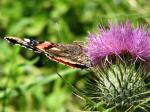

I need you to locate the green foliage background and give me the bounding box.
[0,0,150,111]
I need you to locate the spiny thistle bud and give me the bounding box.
[83,22,150,112]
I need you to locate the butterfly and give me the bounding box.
[4,36,92,69]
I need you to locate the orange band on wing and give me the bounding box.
[36,42,56,50]
[47,56,86,68]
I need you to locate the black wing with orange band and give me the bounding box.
[5,36,91,69]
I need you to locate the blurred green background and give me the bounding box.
[0,0,150,112]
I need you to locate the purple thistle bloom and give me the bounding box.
[87,22,150,65]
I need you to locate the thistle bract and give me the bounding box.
[83,22,150,112]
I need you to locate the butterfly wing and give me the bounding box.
[5,36,91,68]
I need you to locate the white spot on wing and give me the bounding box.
[50,47,61,51]
[24,38,31,42]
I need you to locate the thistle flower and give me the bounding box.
[82,22,150,112]
[87,22,150,65]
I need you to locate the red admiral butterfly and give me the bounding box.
[5,36,91,69]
